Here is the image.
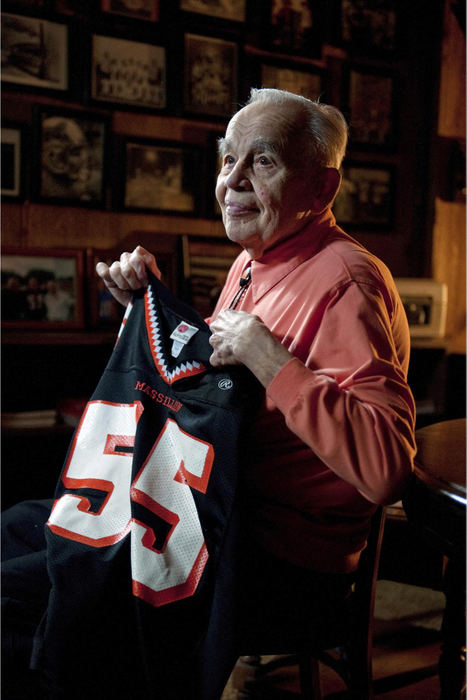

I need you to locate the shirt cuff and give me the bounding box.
[267,356,314,414]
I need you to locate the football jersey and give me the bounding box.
[33,272,262,699]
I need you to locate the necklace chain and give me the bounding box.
[228,267,252,310]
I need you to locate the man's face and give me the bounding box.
[215,101,320,258]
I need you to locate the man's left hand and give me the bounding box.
[209,309,292,388]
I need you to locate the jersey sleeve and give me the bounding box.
[266,279,416,505]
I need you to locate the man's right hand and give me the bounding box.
[95,246,161,307]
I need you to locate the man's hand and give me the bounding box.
[209,309,292,388]
[95,246,161,307]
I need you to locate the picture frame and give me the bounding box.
[332,162,395,230]
[121,138,201,215]
[180,0,246,22]
[337,0,397,55]
[1,124,24,201]
[346,66,395,150]
[33,106,109,207]
[1,247,85,329]
[100,0,159,21]
[184,34,238,118]
[1,13,68,91]
[91,34,166,110]
[259,61,323,101]
[255,0,323,58]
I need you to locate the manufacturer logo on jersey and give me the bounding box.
[218,378,233,391]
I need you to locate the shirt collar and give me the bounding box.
[249,209,337,303]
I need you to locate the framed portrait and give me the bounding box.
[1,125,24,200]
[121,138,201,215]
[260,62,323,101]
[256,0,322,57]
[184,34,238,118]
[333,162,395,230]
[346,67,395,150]
[338,0,397,54]
[1,247,85,329]
[1,13,68,91]
[33,106,109,207]
[100,0,159,21]
[91,34,166,110]
[180,0,246,22]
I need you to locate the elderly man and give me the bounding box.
[97,87,416,692]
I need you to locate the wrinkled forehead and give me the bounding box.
[222,101,305,155]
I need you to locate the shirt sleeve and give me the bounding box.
[266,279,416,505]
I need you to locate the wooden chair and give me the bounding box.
[234,507,387,699]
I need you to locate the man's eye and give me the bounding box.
[257,156,271,166]
[224,155,235,165]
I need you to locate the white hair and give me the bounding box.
[245,87,348,169]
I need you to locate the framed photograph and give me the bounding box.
[101,0,159,21]
[34,106,108,206]
[182,235,239,316]
[333,162,395,229]
[91,34,166,110]
[122,138,201,215]
[338,0,397,55]
[260,62,323,101]
[87,238,179,327]
[180,0,246,22]
[1,125,24,200]
[257,0,322,57]
[184,34,238,118]
[1,13,68,91]
[1,247,85,329]
[346,67,395,149]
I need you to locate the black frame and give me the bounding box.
[1,123,25,201]
[90,33,166,110]
[333,161,395,230]
[100,0,159,22]
[345,65,396,151]
[1,11,69,92]
[33,105,109,207]
[333,0,398,56]
[252,0,323,59]
[120,137,202,216]
[184,33,238,119]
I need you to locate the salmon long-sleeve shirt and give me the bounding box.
[208,209,416,573]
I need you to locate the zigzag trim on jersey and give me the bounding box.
[144,283,207,385]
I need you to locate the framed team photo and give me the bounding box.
[121,138,201,215]
[1,13,68,91]
[346,66,395,150]
[1,125,24,201]
[180,0,246,22]
[184,34,238,118]
[91,34,166,110]
[1,247,85,329]
[101,0,159,21]
[33,106,109,207]
[333,162,395,230]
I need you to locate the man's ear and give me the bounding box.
[311,167,342,213]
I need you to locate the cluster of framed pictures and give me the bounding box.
[1,235,238,330]
[2,0,400,229]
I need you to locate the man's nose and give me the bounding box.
[225,161,252,190]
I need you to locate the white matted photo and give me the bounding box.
[91,35,166,109]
